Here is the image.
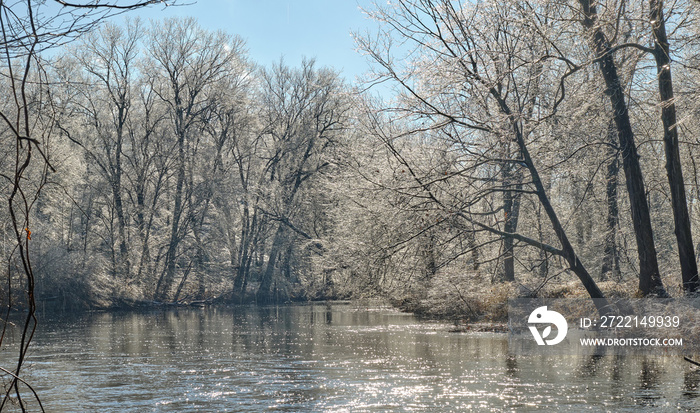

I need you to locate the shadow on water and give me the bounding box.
[19,303,700,412]
[505,353,518,378]
[684,369,700,399]
[576,353,605,377]
[635,359,663,407]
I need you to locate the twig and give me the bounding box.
[0,366,45,412]
[684,356,700,367]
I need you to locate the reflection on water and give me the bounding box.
[14,304,700,411]
[684,369,700,399]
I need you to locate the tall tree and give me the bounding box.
[648,0,699,293]
[62,20,143,280]
[255,60,349,304]
[145,17,246,301]
[576,0,667,296]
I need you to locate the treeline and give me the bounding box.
[4,1,700,312]
[347,0,700,315]
[19,17,352,307]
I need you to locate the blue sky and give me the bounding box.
[134,0,379,83]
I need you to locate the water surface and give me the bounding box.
[15,303,700,411]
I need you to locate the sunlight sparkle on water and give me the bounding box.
[20,304,700,412]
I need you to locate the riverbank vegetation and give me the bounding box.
[4,0,700,319]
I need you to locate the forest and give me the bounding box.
[2,0,700,408]
[2,0,700,317]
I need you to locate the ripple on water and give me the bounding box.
[15,304,700,412]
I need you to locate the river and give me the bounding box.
[13,303,700,411]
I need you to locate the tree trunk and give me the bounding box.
[468,230,479,271]
[156,127,186,302]
[502,194,522,281]
[501,149,522,282]
[484,86,608,308]
[578,0,666,296]
[649,0,699,293]
[601,121,621,280]
[516,125,606,303]
[112,111,130,280]
[135,183,151,281]
[257,225,285,304]
[424,231,437,280]
[112,179,129,278]
[233,205,258,300]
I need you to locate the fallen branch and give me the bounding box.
[684,356,700,367]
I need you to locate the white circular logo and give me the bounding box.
[528,306,568,346]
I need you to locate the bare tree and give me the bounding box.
[356,0,609,307]
[648,0,699,293]
[58,20,144,282]
[255,60,349,304]
[145,17,247,302]
[573,0,700,296]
